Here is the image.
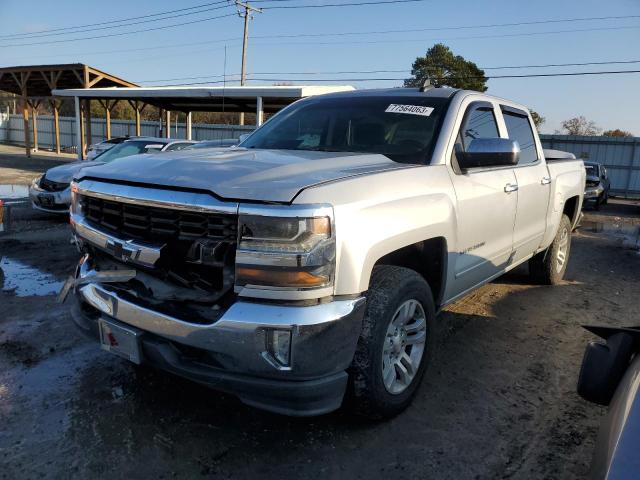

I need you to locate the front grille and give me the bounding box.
[79,194,238,301]
[40,177,68,192]
[80,195,237,243]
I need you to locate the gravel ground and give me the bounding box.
[1,149,639,479]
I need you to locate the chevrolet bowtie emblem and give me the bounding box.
[106,239,137,262]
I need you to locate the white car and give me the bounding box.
[86,136,132,160]
[29,137,195,213]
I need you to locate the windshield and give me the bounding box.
[241,95,449,164]
[94,140,165,163]
[585,164,599,177]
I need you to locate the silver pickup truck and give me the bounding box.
[66,87,585,418]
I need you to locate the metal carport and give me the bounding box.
[53,85,355,160]
[0,63,137,157]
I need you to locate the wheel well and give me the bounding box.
[563,196,580,225]
[373,237,447,308]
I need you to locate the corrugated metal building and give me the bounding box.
[540,134,640,198]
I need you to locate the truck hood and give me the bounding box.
[76,148,413,203]
[45,160,105,184]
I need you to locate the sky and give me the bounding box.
[1,0,639,134]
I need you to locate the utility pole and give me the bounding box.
[236,0,262,125]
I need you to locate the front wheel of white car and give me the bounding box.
[347,265,436,419]
[529,214,572,285]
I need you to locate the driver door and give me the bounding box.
[447,101,518,298]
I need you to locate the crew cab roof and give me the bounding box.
[306,87,532,115]
[316,87,460,100]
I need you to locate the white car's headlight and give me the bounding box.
[235,213,335,291]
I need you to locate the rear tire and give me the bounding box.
[347,265,436,419]
[529,214,572,285]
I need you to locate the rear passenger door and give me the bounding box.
[448,101,518,297]
[500,106,550,264]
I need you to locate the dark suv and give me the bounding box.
[583,161,610,210]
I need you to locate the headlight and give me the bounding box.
[32,175,43,188]
[235,212,335,292]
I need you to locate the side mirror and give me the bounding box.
[238,133,251,144]
[577,331,635,405]
[457,138,520,169]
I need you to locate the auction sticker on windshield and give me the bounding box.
[385,104,434,116]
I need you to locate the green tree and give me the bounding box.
[404,44,487,92]
[530,110,545,130]
[602,128,634,138]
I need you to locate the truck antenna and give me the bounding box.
[419,77,433,92]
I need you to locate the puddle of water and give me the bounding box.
[0,257,64,297]
[0,184,29,199]
[580,220,640,249]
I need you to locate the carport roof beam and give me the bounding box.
[52,85,356,114]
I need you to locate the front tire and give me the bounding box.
[529,214,572,285]
[348,265,436,419]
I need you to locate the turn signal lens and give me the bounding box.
[236,267,329,288]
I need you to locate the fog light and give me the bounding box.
[265,329,292,367]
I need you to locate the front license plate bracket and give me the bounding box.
[98,318,143,364]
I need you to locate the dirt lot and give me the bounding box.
[1,149,639,479]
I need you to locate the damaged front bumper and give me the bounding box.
[584,185,604,201]
[69,255,366,416]
[29,181,71,213]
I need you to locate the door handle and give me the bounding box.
[504,183,518,193]
[541,176,552,185]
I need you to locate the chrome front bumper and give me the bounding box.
[70,256,366,415]
[584,186,604,199]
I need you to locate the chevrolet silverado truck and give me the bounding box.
[65,87,585,418]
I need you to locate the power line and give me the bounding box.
[0,1,231,39]
[0,12,238,48]
[253,24,640,47]
[7,10,639,42]
[0,0,430,46]
[0,39,241,63]
[248,69,640,81]
[470,69,640,79]
[0,3,234,40]
[136,60,640,83]
[3,13,638,53]
[473,59,640,70]
[262,0,429,8]
[250,14,640,38]
[152,69,640,86]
